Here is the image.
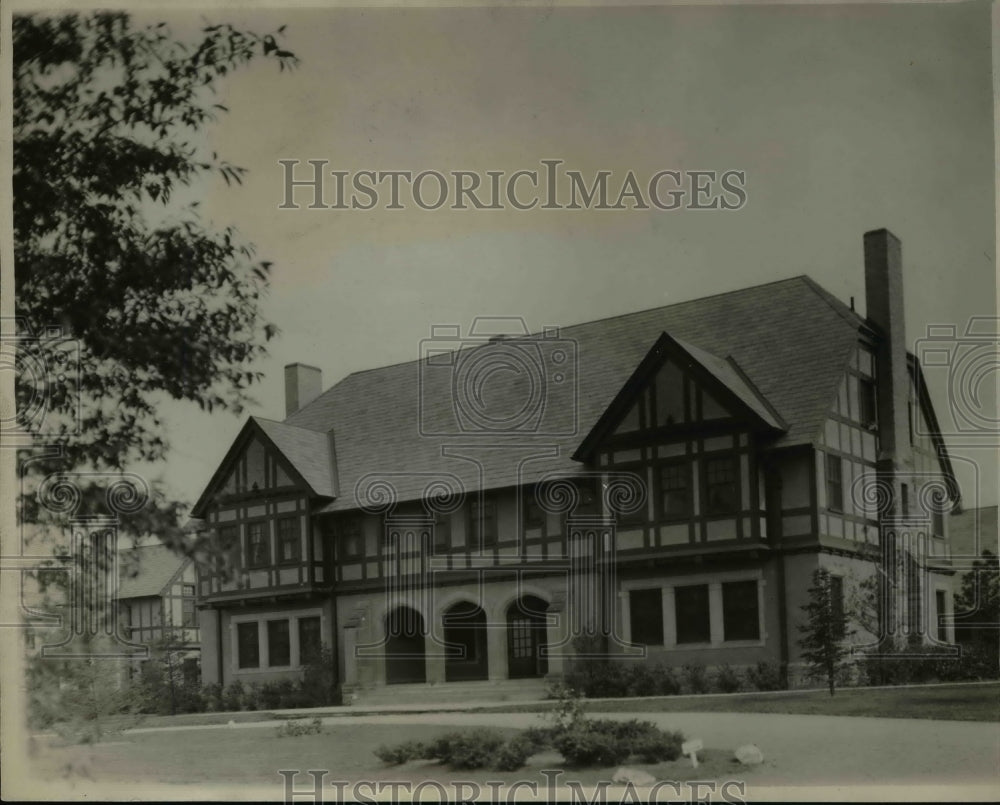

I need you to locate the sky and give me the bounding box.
[120,2,996,513]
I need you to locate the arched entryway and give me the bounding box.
[443,602,489,682]
[385,606,426,685]
[506,595,549,679]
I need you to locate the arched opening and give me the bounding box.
[506,595,549,679]
[384,606,426,685]
[443,602,489,682]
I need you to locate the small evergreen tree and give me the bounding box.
[798,568,854,696]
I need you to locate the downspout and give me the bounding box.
[766,462,790,684]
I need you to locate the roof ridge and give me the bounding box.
[311,274,817,391]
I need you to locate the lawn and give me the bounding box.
[28,721,752,793]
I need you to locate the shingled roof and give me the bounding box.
[280,274,867,512]
[118,544,188,599]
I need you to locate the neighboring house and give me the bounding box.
[191,229,960,698]
[119,544,200,681]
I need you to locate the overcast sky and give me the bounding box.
[125,2,996,512]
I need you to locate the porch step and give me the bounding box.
[347,677,550,708]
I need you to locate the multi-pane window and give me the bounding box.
[660,461,691,520]
[469,499,497,548]
[704,457,737,515]
[931,507,945,539]
[237,622,259,668]
[629,588,664,646]
[278,517,301,563]
[267,619,291,666]
[722,580,760,641]
[859,379,877,429]
[574,481,601,517]
[339,517,364,559]
[182,583,195,596]
[298,616,323,664]
[247,522,269,567]
[181,598,197,628]
[825,454,843,512]
[674,584,711,644]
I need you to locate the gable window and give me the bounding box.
[277,517,301,563]
[247,522,269,567]
[237,622,259,668]
[469,498,497,548]
[574,480,601,517]
[660,460,691,520]
[299,616,323,664]
[704,457,737,516]
[339,517,364,559]
[825,454,843,512]
[629,588,664,646]
[859,379,877,429]
[674,584,711,644]
[931,507,945,539]
[722,580,760,641]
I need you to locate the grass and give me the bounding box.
[28,722,749,790]
[480,681,1000,723]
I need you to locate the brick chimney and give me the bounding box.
[284,363,322,417]
[863,229,912,467]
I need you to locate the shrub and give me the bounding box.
[553,721,631,767]
[443,729,507,770]
[242,682,263,711]
[682,663,709,694]
[374,740,427,765]
[651,664,682,696]
[494,735,534,771]
[222,680,245,712]
[713,664,743,693]
[744,661,785,692]
[632,729,684,763]
[276,717,323,738]
[300,646,340,706]
[522,726,555,753]
[624,664,659,697]
[202,683,224,712]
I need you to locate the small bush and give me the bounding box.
[744,661,785,692]
[651,664,682,696]
[632,729,684,763]
[494,735,534,771]
[553,722,631,767]
[444,729,506,770]
[522,726,554,753]
[374,740,427,764]
[682,663,709,694]
[276,717,323,738]
[222,680,244,711]
[202,683,224,712]
[713,664,743,693]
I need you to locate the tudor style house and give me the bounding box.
[191,229,960,700]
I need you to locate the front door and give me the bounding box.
[506,596,549,679]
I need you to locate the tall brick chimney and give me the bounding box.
[863,228,912,467]
[284,363,322,417]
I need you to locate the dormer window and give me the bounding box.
[278,516,301,563]
[705,456,738,515]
